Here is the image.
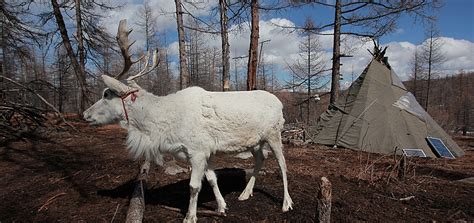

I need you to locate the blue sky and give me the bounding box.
[100,0,474,88]
[271,0,474,43]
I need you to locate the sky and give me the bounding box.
[99,0,474,89]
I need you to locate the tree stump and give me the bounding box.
[125,161,150,223]
[398,155,407,181]
[317,177,332,223]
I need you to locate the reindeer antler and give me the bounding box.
[115,20,141,79]
[126,49,160,81]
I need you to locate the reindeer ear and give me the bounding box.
[101,75,135,96]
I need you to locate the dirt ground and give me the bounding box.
[1,122,473,222]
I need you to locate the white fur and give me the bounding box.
[83,75,293,222]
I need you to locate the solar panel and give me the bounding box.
[426,137,455,159]
[402,149,427,157]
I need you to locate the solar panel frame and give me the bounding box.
[402,149,427,157]
[426,137,455,159]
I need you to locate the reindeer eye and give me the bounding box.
[103,90,110,98]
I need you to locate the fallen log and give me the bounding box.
[125,161,150,223]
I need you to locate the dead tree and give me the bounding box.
[247,0,259,91]
[50,0,115,113]
[421,22,444,112]
[51,0,88,112]
[287,0,439,105]
[286,18,327,125]
[219,0,230,91]
[174,0,190,89]
[135,0,157,51]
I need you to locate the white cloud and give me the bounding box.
[102,0,218,51]
[338,37,474,81]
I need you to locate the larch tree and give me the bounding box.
[1,0,44,79]
[410,46,423,99]
[287,18,327,125]
[174,0,189,89]
[49,0,114,113]
[247,0,259,91]
[289,0,439,105]
[219,0,230,91]
[421,21,445,112]
[135,0,157,51]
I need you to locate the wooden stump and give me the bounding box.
[125,161,150,223]
[317,177,332,223]
[398,155,406,181]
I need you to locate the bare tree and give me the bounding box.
[0,0,44,80]
[456,71,473,135]
[421,21,444,112]
[287,0,439,104]
[135,0,157,51]
[51,0,88,112]
[49,0,115,112]
[219,0,230,91]
[409,46,423,99]
[174,0,189,89]
[247,0,259,91]
[287,18,327,125]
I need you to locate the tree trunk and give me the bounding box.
[219,0,230,91]
[74,0,87,112]
[307,32,311,125]
[413,49,418,98]
[329,0,341,105]
[174,0,189,90]
[425,34,433,112]
[246,0,259,91]
[51,0,88,113]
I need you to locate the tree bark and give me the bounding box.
[174,0,189,89]
[307,31,311,125]
[425,32,433,112]
[329,0,341,105]
[51,0,88,113]
[413,49,418,98]
[219,0,230,91]
[74,0,87,112]
[316,177,331,223]
[246,0,259,91]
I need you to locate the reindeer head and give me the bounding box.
[83,20,159,125]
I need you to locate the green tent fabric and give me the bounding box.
[312,59,464,158]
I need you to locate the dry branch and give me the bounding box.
[111,203,120,223]
[0,75,76,131]
[38,192,67,212]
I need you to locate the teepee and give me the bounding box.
[311,56,463,158]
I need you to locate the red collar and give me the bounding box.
[120,89,139,123]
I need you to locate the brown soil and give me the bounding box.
[1,122,473,222]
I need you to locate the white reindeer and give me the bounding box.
[83,20,293,223]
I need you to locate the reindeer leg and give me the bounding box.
[267,134,293,212]
[239,147,265,201]
[184,153,206,223]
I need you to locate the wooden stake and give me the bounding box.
[316,177,332,223]
[125,161,150,223]
[398,155,406,181]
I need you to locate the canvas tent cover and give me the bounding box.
[311,60,464,158]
